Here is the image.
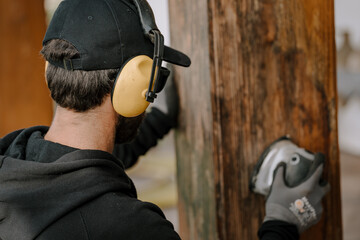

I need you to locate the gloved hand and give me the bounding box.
[264,163,330,233]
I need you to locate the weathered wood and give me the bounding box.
[170,0,342,239]
[0,0,53,136]
[169,1,217,239]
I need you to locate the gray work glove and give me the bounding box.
[264,164,330,233]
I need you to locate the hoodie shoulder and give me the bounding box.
[38,192,181,240]
[82,192,181,240]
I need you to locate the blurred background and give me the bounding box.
[335,1,360,239]
[0,0,359,239]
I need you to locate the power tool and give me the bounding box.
[249,136,325,196]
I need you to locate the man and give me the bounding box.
[0,0,328,239]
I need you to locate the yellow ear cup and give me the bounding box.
[112,55,153,117]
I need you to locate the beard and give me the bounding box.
[114,113,145,144]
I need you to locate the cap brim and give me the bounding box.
[163,46,191,67]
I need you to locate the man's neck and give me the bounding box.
[45,97,117,153]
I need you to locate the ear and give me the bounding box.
[111,55,153,117]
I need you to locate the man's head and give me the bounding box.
[42,39,144,144]
[41,0,190,143]
[41,39,118,112]
[42,0,190,113]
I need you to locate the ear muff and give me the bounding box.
[111,55,153,117]
[45,61,49,87]
[153,67,170,93]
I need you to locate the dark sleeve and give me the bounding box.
[38,192,181,240]
[84,193,181,240]
[126,200,181,240]
[258,221,299,240]
[113,107,173,169]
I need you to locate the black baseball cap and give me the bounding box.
[43,0,191,70]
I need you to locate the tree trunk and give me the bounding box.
[0,0,53,136]
[169,0,342,239]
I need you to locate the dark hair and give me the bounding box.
[40,39,119,112]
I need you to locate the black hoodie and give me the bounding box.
[0,110,297,240]
[0,112,179,240]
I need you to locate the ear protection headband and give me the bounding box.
[111,0,170,117]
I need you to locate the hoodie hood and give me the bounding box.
[0,126,136,240]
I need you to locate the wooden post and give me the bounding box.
[169,0,342,239]
[0,0,53,136]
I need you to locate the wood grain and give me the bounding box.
[169,0,218,239]
[0,0,53,136]
[170,0,342,239]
